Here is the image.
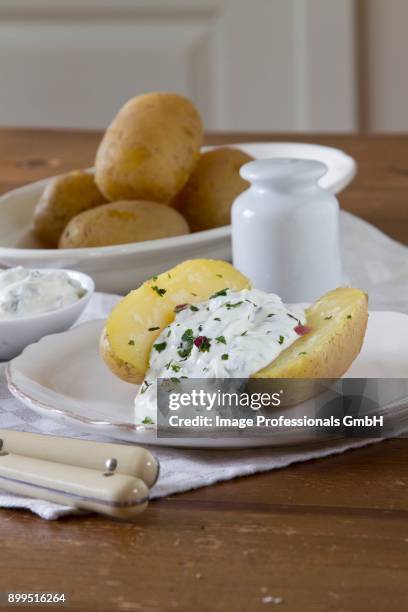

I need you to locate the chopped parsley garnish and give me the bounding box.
[142,416,154,424]
[182,328,194,343]
[347,314,352,319]
[278,335,285,345]
[167,273,171,279]
[225,301,243,309]
[128,339,135,345]
[200,338,211,352]
[214,317,221,322]
[153,341,167,353]
[241,331,247,336]
[191,292,198,297]
[140,380,152,394]
[216,274,223,278]
[170,377,180,384]
[215,335,226,344]
[167,329,171,337]
[299,351,307,356]
[267,313,275,318]
[210,288,228,299]
[148,326,160,331]
[287,313,300,323]
[152,285,166,297]
[324,316,333,320]
[190,305,199,312]
[178,328,194,359]
[171,363,181,373]
[151,275,158,281]
[198,325,203,332]
[221,354,229,360]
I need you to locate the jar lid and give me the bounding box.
[240,158,328,187]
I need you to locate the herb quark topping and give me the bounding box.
[134,288,307,425]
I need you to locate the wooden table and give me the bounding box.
[1,130,408,611]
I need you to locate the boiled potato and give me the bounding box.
[101,258,368,385]
[95,92,203,203]
[100,260,251,383]
[175,148,253,231]
[33,170,107,247]
[253,287,368,379]
[58,200,189,249]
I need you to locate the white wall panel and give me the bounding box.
[362,0,408,131]
[0,0,357,131]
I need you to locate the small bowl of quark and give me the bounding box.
[0,267,94,360]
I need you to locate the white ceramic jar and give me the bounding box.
[231,158,342,303]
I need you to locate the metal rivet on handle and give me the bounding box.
[103,457,118,477]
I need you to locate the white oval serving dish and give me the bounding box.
[0,269,94,360]
[0,142,356,294]
[6,310,408,449]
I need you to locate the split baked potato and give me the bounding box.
[100,259,368,385]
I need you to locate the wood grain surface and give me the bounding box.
[0,129,407,611]
[1,129,408,243]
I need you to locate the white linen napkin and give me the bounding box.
[0,210,407,520]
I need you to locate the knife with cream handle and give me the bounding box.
[0,429,159,488]
[0,451,149,519]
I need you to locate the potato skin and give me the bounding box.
[95,92,203,203]
[175,148,253,231]
[253,288,368,379]
[33,170,107,247]
[100,259,251,383]
[100,328,140,384]
[58,200,189,249]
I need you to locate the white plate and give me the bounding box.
[6,310,408,449]
[0,142,356,294]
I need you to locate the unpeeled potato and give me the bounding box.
[33,170,107,247]
[59,200,189,249]
[175,147,254,231]
[95,92,203,203]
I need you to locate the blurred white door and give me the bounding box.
[360,0,408,131]
[0,0,356,131]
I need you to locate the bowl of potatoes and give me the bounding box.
[0,92,356,294]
